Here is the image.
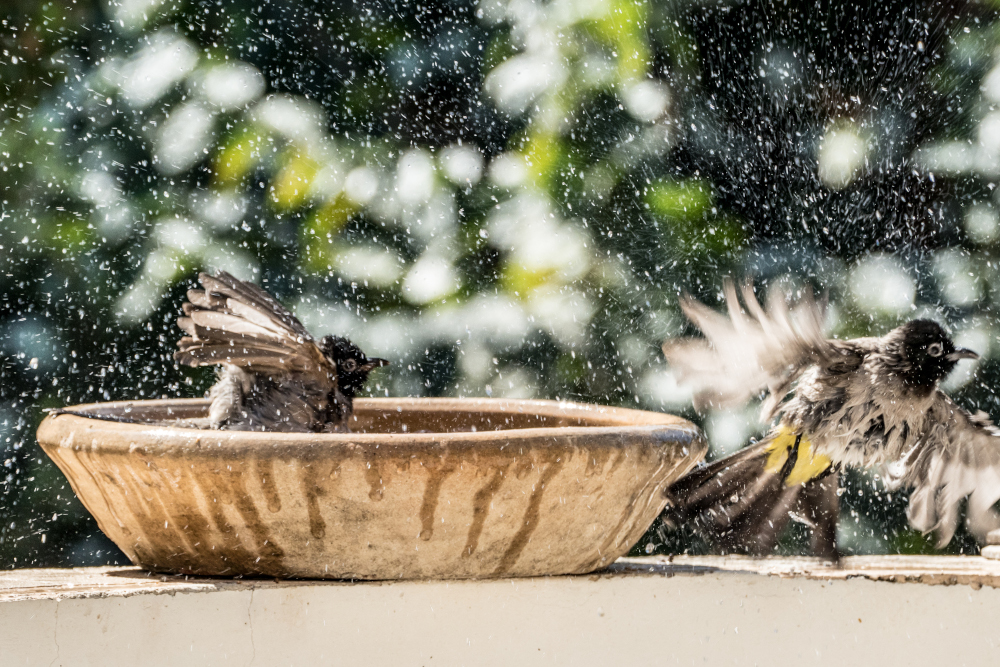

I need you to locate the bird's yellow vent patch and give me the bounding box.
[764,426,832,487]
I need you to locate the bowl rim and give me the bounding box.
[37,396,703,453]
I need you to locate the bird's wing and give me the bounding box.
[174,271,336,380]
[888,393,1000,547]
[663,279,854,419]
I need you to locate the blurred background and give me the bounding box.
[3,0,1000,567]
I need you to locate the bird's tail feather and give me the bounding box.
[661,428,840,559]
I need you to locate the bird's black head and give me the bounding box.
[884,319,978,388]
[318,335,389,397]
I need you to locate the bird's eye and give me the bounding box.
[927,342,944,357]
[342,359,358,372]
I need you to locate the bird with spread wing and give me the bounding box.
[175,271,388,432]
[660,280,1000,558]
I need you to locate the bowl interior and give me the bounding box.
[63,397,679,434]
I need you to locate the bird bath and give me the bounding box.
[36,397,704,580]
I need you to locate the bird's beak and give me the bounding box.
[360,358,390,371]
[947,348,979,362]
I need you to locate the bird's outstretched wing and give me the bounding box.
[175,271,335,380]
[663,279,851,419]
[888,394,1000,547]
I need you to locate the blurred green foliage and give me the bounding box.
[2,0,1000,567]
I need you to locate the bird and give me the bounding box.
[174,271,388,432]
[659,279,1000,559]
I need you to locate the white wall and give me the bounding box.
[3,556,1000,666]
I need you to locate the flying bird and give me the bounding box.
[660,279,999,559]
[174,271,388,432]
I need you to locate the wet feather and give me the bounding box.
[174,271,384,432]
[663,283,1000,553]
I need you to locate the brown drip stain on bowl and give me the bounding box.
[37,397,705,580]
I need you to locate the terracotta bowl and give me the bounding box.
[36,397,705,580]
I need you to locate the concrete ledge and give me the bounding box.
[616,553,1000,588]
[3,556,1000,665]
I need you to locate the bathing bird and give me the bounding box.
[174,271,388,432]
[660,279,998,558]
